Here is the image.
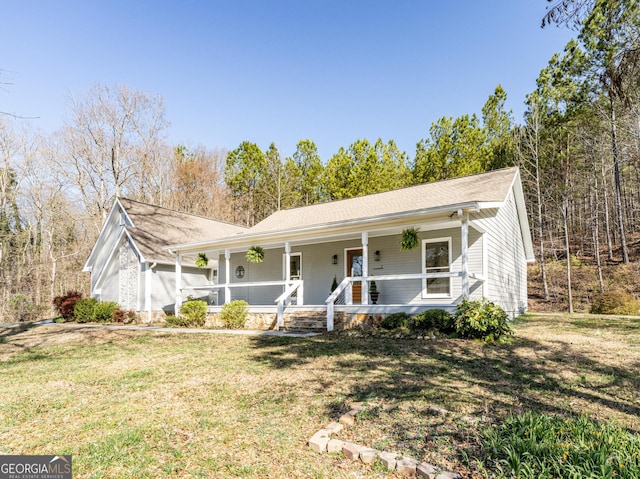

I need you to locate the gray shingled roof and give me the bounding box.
[119,198,247,262]
[248,167,519,235]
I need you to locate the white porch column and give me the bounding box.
[175,253,182,315]
[459,210,469,299]
[224,249,231,304]
[145,262,152,323]
[284,242,291,284]
[361,231,369,305]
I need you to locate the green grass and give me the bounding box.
[0,314,639,478]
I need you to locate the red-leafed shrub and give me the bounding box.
[112,309,137,324]
[52,291,83,320]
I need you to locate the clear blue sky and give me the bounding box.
[2,1,575,161]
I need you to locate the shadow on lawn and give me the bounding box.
[248,333,640,430]
[0,324,153,364]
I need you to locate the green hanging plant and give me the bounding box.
[400,227,419,251]
[246,246,265,263]
[195,252,208,268]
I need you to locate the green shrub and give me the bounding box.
[94,301,120,322]
[410,309,454,333]
[74,298,98,323]
[165,314,189,327]
[52,290,83,320]
[477,412,640,478]
[590,290,640,315]
[219,300,248,329]
[176,299,208,328]
[112,309,137,324]
[454,298,512,341]
[380,312,410,330]
[164,313,183,327]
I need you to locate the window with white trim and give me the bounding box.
[422,237,452,297]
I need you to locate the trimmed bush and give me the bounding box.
[53,290,83,320]
[164,313,185,328]
[590,290,640,315]
[380,312,410,330]
[112,309,136,324]
[94,301,120,323]
[219,300,248,329]
[454,298,512,341]
[74,298,98,323]
[411,309,454,333]
[179,299,208,328]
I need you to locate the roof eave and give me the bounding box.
[167,201,490,254]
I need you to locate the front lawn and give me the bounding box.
[1,314,638,478]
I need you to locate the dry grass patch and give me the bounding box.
[1,315,639,478]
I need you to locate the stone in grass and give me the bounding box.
[417,462,438,479]
[339,413,355,426]
[378,451,399,471]
[396,457,419,476]
[359,448,378,464]
[348,401,365,410]
[435,472,462,479]
[325,421,344,434]
[342,442,363,461]
[427,405,448,416]
[327,438,345,453]
[308,429,330,453]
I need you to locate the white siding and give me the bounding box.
[151,264,210,313]
[98,251,120,303]
[471,190,528,315]
[91,205,126,292]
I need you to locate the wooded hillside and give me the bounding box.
[1,0,638,320]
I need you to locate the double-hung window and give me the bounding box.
[422,238,452,298]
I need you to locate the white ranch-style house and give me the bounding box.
[165,167,534,331]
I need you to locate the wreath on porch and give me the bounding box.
[400,227,419,251]
[246,246,265,263]
[195,252,209,268]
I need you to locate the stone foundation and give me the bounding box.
[205,312,277,330]
[145,309,402,332]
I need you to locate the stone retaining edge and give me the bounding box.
[308,402,462,478]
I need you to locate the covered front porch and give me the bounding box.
[172,208,486,331]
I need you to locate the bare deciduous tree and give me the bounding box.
[60,83,169,230]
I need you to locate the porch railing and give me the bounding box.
[274,280,303,330]
[180,280,304,308]
[325,277,351,331]
[324,272,485,332]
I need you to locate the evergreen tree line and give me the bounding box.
[223,84,512,227]
[1,0,638,319]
